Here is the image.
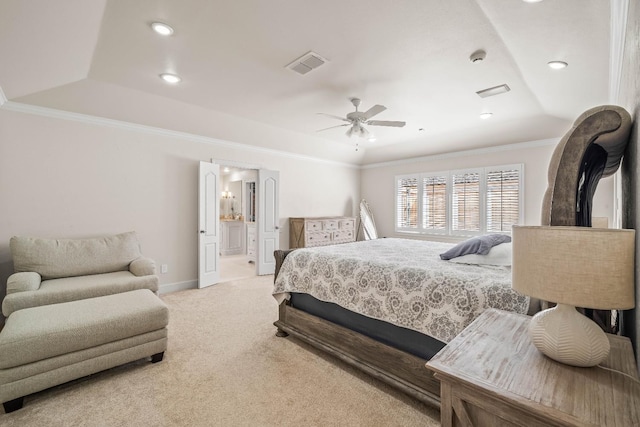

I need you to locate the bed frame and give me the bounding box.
[273,249,441,408]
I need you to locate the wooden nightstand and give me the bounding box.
[426,309,640,427]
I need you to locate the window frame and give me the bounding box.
[394,164,524,236]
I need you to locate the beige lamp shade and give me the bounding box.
[512,226,635,310]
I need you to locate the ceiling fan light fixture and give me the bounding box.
[151,22,174,36]
[548,61,568,70]
[367,136,377,142]
[160,73,181,84]
[480,112,493,119]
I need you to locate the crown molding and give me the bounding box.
[609,0,629,104]
[0,100,360,170]
[0,86,7,107]
[361,138,559,170]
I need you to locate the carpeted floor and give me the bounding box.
[1,275,441,426]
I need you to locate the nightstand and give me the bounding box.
[426,309,640,427]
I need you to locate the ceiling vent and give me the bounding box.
[286,51,328,75]
[476,84,511,98]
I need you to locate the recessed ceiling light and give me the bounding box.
[160,73,181,84]
[547,61,568,70]
[522,0,543,3]
[151,22,174,36]
[480,112,493,119]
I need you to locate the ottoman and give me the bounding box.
[0,289,168,413]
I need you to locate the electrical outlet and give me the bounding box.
[161,264,168,274]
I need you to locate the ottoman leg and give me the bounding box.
[151,352,164,363]
[3,396,24,413]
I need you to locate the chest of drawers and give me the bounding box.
[289,217,356,248]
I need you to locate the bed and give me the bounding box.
[271,105,634,408]
[272,237,532,407]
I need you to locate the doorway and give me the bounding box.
[198,161,280,288]
[219,165,258,283]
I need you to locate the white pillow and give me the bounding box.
[448,242,512,266]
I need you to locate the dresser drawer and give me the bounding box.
[333,230,354,242]
[305,232,332,246]
[306,221,324,232]
[323,220,339,231]
[339,219,355,230]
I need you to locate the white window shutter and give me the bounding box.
[452,172,480,233]
[486,169,521,232]
[396,176,419,229]
[422,175,447,231]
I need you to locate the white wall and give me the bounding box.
[361,141,615,241]
[0,108,360,298]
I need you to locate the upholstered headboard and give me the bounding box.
[541,105,632,226]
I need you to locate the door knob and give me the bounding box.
[200,230,206,234]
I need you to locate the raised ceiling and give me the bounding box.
[0,0,612,165]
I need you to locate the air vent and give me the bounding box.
[286,51,328,75]
[476,84,511,98]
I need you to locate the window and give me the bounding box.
[452,171,480,233]
[395,164,523,236]
[486,168,520,232]
[396,176,419,229]
[422,175,447,231]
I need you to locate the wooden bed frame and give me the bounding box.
[273,249,441,408]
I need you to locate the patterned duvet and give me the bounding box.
[273,238,529,343]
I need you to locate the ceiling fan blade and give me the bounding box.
[316,124,350,132]
[317,113,350,122]
[362,104,386,120]
[366,120,406,127]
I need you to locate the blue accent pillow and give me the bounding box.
[440,234,512,260]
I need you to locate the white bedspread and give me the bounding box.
[273,238,529,343]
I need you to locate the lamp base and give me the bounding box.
[529,303,610,367]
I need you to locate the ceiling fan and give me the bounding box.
[317,98,406,138]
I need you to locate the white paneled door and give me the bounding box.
[198,161,220,288]
[257,169,279,275]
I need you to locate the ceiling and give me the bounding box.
[0,0,612,165]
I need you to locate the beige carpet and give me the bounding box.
[1,275,441,426]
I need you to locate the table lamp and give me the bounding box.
[512,226,635,367]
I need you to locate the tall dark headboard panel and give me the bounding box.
[541,106,631,228]
[620,0,640,371]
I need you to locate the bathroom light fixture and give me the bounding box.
[151,22,174,36]
[160,73,181,84]
[480,112,493,119]
[548,61,568,70]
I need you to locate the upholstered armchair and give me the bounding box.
[2,231,159,316]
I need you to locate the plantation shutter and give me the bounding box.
[422,175,447,231]
[486,168,520,232]
[452,172,480,232]
[396,176,418,229]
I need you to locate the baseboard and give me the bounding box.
[159,280,198,294]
